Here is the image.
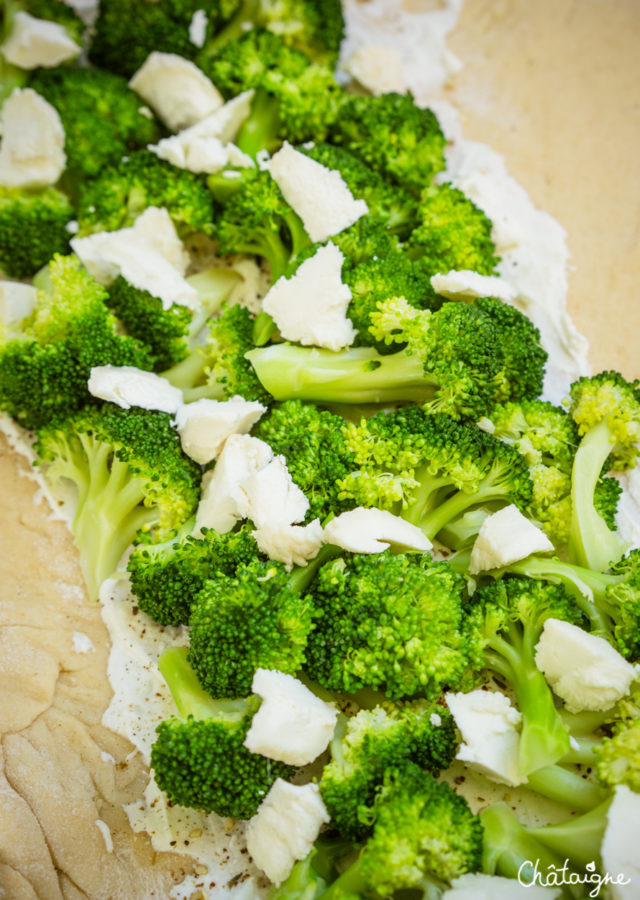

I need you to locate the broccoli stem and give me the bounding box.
[526,765,607,813]
[287,542,342,594]
[162,348,226,402]
[569,420,627,572]
[158,646,249,721]
[419,472,514,540]
[246,344,437,404]
[527,797,613,872]
[235,87,283,158]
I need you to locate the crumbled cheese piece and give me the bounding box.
[469,505,554,574]
[194,434,273,534]
[245,780,330,886]
[72,632,95,654]
[262,244,356,350]
[322,507,432,554]
[174,396,266,465]
[429,713,442,727]
[88,366,183,414]
[188,9,207,47]
[71,207,198,311]
[445,690,525,787]
[534,619,638,713]
[94,819,113,853]
[0,281,37,325]
[430,270,518,303]
[0,88,66,188]
[253,520,324,569]
[129,52,224,132]
[227,257,270,314]
[601,785,640,899]
[267,142,368,242]
[243,669,338,766]
[444,873,561,898]
[344,44,407,95]
[234,456,309,529]
[2,11,80,68]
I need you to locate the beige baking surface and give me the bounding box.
[1,3,639,896]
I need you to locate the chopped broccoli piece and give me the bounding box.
[0,184,72,278]
[151,647,294,818]
[253,0,344,65]
[595,717,640,793]
[0,254,153,428]
[36,403,201,600]
[128,525,259,626]
[329,92,447,194]
[407,182,500,276]
[247,296,546,421]
[28,66,161,184]
[568,372,640,571]
[76,150,214,238]
[305,553,472,700]
[320,702,458,841]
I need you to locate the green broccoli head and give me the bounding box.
[253,400,356,520]
[408,182,500,276]
[76,150,214,238]
[0,184,72,278]
[255,0,344,65]
[36,403,201,599]
[320,702,458,841]
[151,647,294,818]
[329,92,447,193]
[305,553,472,700]
[128,525,259,626]
[28,66,161,182]
[188,557,316,698]
[596,718,640,793]
[0,254,153,429]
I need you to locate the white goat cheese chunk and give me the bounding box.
[71,207,198,311]
[0,88,65,188]
[245,780,330,886]
[194,434,273,534]
[244,669,338,766]
[88,366,183,414]
[445,873,561,898]
[267,142,368,242]
[174,396,266,465]
[149,91,255,173]
[0,281,37,325]
[262,243,356,350]
[253,520,324,569]
[2,11,81,68]
[188,9,207,47]
[601,785,640,899]
[445,690,525,787]
[129,52,223,132]
[234,455,309,529]
[469,504,554,574]
[322,507,432,554]
[534,619,638,713]
[430,270,518,303]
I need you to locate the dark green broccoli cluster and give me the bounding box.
[0,185,72,278]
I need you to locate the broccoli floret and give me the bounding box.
[338,407,532,542]
[151,646,294,818]
[299,142,419,238]
[322,763,482,898]
[407,183,500,276]
[269,836,355,900]
[469,577,586,775]
[163,302,272,404]
[36,403,201,600]
[568,372,640,571]
[208,166,309,282]
[28,66,160,185]
[247,296,546,421]
[329,92,447,194]
[76,150,214,238]
[329,216,402,269]
[204,28,343,156]
[0,184,72,278]
[253,400,356,520]
[305,553,472,700]
[320,702,458,841]
[105,266,239,370]
[128,525,259,626]
[253,0,344,65]
[0,254,153,428]
[89,0,241,77]
[188,552,334,697]
[595,717,640,793]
